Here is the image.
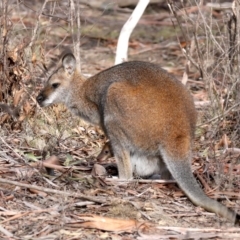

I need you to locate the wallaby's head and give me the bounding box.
[37,53,77,107]
[97,142,113,162]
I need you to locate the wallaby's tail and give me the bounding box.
[161,150,240,224]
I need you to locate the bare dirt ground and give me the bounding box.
[1,1,240,239]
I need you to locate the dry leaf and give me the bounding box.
[28,188,47,197]
[73,214,142,233]
[214,134,231,151]
[91,164,107,177]
[23,101,32,115]
[13,89,24,106]
[31,155,63,173]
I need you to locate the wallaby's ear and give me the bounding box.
[62,53,76,75]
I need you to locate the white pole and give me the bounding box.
[115,0,149,65]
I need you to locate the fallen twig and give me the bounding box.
[226,148,240,154]
[195,171,212,193]
[0,136,26,162]
[1,208,56,224]
[105,178,176,184]
[0,224,13,237]
[0,178,105,204]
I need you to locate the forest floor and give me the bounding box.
[0,1,240,239]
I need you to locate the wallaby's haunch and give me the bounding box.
[37,52,240,224]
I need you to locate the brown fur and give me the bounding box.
[37,52,240,224]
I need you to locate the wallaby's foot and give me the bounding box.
[147,174,161,180]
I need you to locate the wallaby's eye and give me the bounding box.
[52,83,60,89]
[105,150,109,154]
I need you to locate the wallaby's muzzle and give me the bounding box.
[36,91,50,107]
[36,93,44,105]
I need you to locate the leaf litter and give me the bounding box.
[0,1,240,239]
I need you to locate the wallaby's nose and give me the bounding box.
[36,94,43,104]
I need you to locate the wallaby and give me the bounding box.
[36,52,240,224]
[97,141,172,179]
[97,141,113,162]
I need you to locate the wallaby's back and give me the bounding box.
[92,61,196,155]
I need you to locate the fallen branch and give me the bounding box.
[0,178,105,204]
[1,208,56,224]
[30,155,91,172]
[105,178,176,184]
[195,172,212,193]
[226,147,240,154]
[0,224,13,237]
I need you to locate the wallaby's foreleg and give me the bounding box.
[111,145,132,179]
